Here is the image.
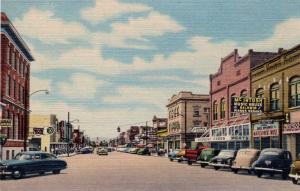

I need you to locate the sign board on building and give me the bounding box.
[33,128,44,135]
[283,122,300,134]
[253,122,279,137]
[0,119,12,128]
[46,126,55,135]
[191,127,207,133]
[231,97,264,113]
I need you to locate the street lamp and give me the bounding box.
[24,89,50,151]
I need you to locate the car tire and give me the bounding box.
[214,166,220,170]
[247,170,252,174]
[12,169,24,179]
[281,172,288,180]
[178,159,182,163]
[256,171,262,178]
[170,158,173,162]
[292,178,298,184]
[200,164,206,168]
[0,175,5,180]
[53,170,61,174]
[233,169,238,174]
[188,161,192,165]
[39,172,45,175]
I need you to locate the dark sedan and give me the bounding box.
[252,148,292,179]
[137,148,151,155]
[209,150,237,170]
[0,151,67,179]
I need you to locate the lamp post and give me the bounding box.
[24,89,50,151]
[66,113,80,157]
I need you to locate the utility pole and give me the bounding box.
[145,121,148,146]
[67,112,70,157]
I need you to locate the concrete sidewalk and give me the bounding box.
[57,152,77,158]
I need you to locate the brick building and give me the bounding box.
[251,44,300,159]
[153,115,168,150]
[203,49,277,150]
[1,12,34,160]
[167,91,209,150]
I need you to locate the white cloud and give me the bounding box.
[30,76,52,93]
[58,73,108,99]
[14,7,87,44]
[81,0,152,23]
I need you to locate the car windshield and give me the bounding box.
[218,151,234,157]
[262,151,279,156]
[14,153,32,160]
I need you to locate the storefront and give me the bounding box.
[252,121,280,150]
[196,123,251,150]
[283,110,300,160]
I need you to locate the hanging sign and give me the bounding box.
[231,97,264,113]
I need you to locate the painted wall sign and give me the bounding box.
[253,122,279,137]
[283,122,300,134]
[33,128,44,135]
[231,97,264,113]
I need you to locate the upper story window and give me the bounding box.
[220,98,226,119]
[240,90,247,98]
[236,70,241,76]
[217,81,221,86]
[256,88,264,98]
[193,106,200,117]
[6,75,11,96]
[213,101,218,121]
[230,94,237,117]
[289,76,300,107]
[270,83,280,111]
[193,120,200,127]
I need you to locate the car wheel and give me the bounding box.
[170,158,173,162]
[233,169,238,174]
[178,159,182,163]
[200,164,206,168]
[292,178,298,184]
[247,170,252,174]
[12,169,24,179]
[281,172,288,180]
[256,171,262,178]
[53,170,61,174]
[188,160,192,165]
[214,166,220,170]
[0,175,5,180]
[269,172,274,177]
[39,172,45,175]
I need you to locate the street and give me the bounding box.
[0,152,298,191]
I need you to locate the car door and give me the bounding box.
[40,153,53,172]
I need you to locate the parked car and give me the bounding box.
[137,148,151,155]
[209,150,237,170]
[289,154,300,184]
[252,148,292,179]
[168,149,180,161]
[124,147,132,153]
[80,147,93,154]
[231,148,260,174]
[186,146,208,165]
[197,148,220,168]
[129,148,139,154]
[97,147,108,155]
[107,147,113,152]
[0,151,67,179]
[176,149,187,163]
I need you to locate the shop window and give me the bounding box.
[270,83,280,111]
[220,98,225,119]
[230,94,237,117]
[271,136,280,148]
[213,101,218,120]
[193,120,200,127]
[289,76,300,107]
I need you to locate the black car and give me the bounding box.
[209,150,237,170]
[80,147,93,154]
[137,148,151,155]
[252,148,292,179]
[0,151,67,179]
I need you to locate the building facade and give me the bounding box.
[1,12,34,160]
[167,91,209,150]
[205,49,277,150]
[251,44,300,159]
[152,116,168,150]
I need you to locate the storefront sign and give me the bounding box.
[253,122,279,137]
[283,122,300,134]
[231,97,264,113]
[33,128,44,135]
[0,119,12,128]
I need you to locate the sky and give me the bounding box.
[2,0,300,138]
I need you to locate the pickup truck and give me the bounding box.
[186,146,208,165]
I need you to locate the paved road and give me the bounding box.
[0,152,299,191]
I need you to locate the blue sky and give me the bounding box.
[2,0,300,138]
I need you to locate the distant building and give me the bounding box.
[152,115,168,150]
[205,49,277,150]
[166,91,209,149]
[1,12,34,160]
[251,44,300,159]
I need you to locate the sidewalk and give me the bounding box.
[57,152,77,158]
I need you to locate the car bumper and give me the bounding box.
[196,161,209,164]
[289,173,299,180]
[231,166,251,170]
[254,167,283,173]
[209,163,231,168]
[0,169,12,176]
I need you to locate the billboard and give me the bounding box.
[231,97,264,113]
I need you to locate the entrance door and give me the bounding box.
[261,137,270,149]
[296,134,300,157]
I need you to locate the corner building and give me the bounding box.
[208,49,277,150]
[251,44,300,160]
[1,12,34,159]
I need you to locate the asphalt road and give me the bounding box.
[0,151,299,191]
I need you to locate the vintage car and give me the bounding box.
[168,149,180,161]
[186,146,208,165]
[137,148,151,155]
[197,148,220,168]
[97,148,108,155]
[252,148,292,179]
[290,154,300,184]
[176,149,187,163]
[129,148,139,154]
[0,151,67,179]
[231,148,260,174]
[80,147,93,154]
[209,150,237,170]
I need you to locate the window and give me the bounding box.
[11,50,15,69]
[230,94,237,117]
[204,108,209,113]
[13,80,17,99]
[270,83,280,111]
[256,88,264,98]
[193,107,200,117]
[220,98,225,119]
[193,120,200,127]
[15,55,19,72]
[6,75,11,96]
[236,70,241,76]
[213,101,218,120]
[217,81,221,86]
[240,90,247,97]
[289,76,300,107]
